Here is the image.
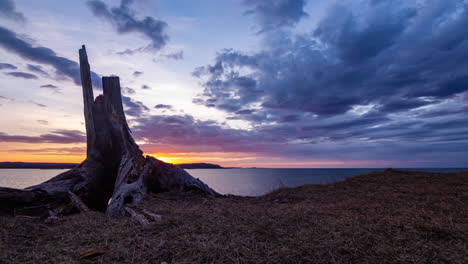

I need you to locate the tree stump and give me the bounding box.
[0,45,217,217]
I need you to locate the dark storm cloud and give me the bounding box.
[4,71,37,79]
[195,0,468,121]
[243,0,308,32]
[188,0,468,165]
[408,76,468,98]
[235,109,256,115]
[87,0,169,51]
[0,26,102,88]
[122,95,149,117]
[314,4,417,64]
[0,130,85,144]
[0,0,25,22]
[376,98,436,113]
[0,62,16,70]
[280,114,300,123]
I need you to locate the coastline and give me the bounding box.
[1,169,467,263]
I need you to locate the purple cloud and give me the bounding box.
[0,130,85,144]
[5,71,38,79]
[0,26,102,88]
[87,0,169,51]
[0,0,25,22]
[0,62,17,70]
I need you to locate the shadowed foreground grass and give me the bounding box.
[1,169,467,263]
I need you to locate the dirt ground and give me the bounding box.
[1,169,467,264]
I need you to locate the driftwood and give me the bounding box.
[124,207,150,225]
[68,191,90,212]
[0,45,217,217]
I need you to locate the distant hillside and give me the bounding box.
[177,163,224,169]
[0,162,78,169]
[0,162,224,170]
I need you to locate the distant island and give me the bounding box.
[0,162,224,170]
[177,163,224,169]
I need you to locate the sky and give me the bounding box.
[0,0,467,168]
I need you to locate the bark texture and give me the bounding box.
[0,45,217,217]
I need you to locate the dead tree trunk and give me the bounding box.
[0,45,217,217]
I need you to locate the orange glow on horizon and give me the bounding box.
[0,143,381,168]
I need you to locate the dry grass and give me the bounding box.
[1,169,467,264]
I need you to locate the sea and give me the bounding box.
[0,168,465,196]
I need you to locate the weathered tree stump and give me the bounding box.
[0,45,217,218]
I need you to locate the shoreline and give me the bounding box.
[1,169,467,263]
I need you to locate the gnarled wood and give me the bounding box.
[68,191,90,212]
[79,45,96,157]
[0,45,217,217]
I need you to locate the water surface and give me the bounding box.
[0,168,465,196]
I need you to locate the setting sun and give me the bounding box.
[152,156,172,164]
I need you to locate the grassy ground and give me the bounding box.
[1,169,467,264]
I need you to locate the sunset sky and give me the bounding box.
[0,0,467,168]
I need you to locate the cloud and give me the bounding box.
[0,62,17,70]
[27,64,49,76]
[0,0,25,22]
[4,71,38,79]
[28,100,47,107]
[415,108,467,119]
[36,120,48,125]
[40,84,61,93]
[163,51,184,60]
[133,114,270,154]
[0,95,13,101]
[154,104,172,110]
[41,84,59,90]
[187,0,468,166]
[0,26,102,88]
[123,87,136,95]
[315,4,417,64]
[131,111,468,167]
[11,147,85,155]
[122,95,149,117]
[87,0,169,51]
[195,0,468,120]
[133,71,143,77]
[376,98,437,113]
[116,48,136,55]
[141,84,151,90]
[243,0,308,32]
[0,129,85,144]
